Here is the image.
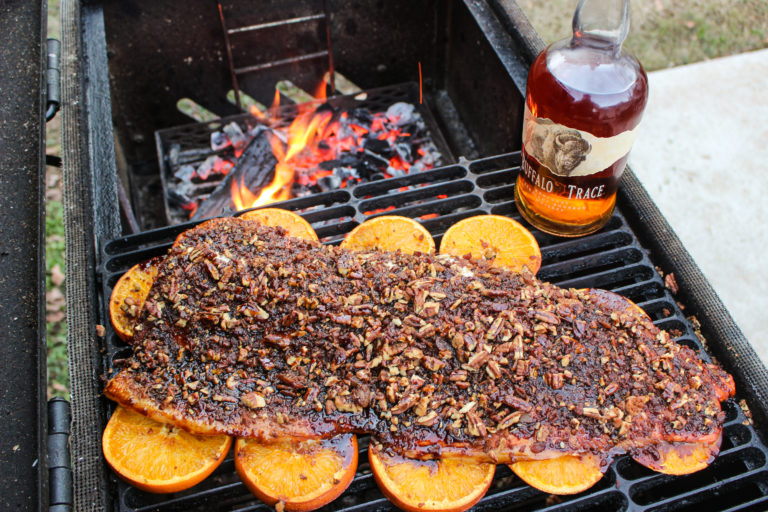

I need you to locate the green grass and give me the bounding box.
[518,0,768,71]
[46,198,68,398]
[46,0,67,399]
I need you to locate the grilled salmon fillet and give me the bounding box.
[105,217,734,463]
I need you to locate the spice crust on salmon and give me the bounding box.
[105,217,734,463]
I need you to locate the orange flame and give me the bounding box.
[230,76,436,213]
[233,85,334,210]
[249,89,281,122]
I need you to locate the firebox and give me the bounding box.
[98,0,533,232]
[54,0,768,511]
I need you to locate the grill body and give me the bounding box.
[0,1,49,510]
[59,0,768,511]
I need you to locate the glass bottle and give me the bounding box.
[515,0,648,237]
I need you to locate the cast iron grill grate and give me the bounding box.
[155,83,454,225]
[98,153,768,511]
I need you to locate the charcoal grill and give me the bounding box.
[40,0,768,511]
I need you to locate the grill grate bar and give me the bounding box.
[719,490,768,512]
[636,466,768,512]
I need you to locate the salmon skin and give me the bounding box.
[105,217,734,463]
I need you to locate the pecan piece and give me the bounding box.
[497,411,523,430]
[465,411,487,437]
[264,334,291,348]
[422,356,446,372]
[626,395,650,415]
[241,392,266,409]
[419,301,440,318]
[486,360,502,380]
[277,371,307,389]
[391,393,419,415]
[534,310,560,325]
[486,315,504,340]
[465,350,490,370]
[544,372,564,390]
[403,347,424,360]
[502,395,532,412]
[416,411,439,426]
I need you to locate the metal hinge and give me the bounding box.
[48,398,73,512]
[46,38,61,122]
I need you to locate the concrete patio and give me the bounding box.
[628,48,768,365]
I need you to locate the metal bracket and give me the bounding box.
[216,2,335,110]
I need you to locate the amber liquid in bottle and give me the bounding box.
[515,1,648,237]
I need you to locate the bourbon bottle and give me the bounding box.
[515,0,648,237]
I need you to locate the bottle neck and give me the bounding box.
[571,0,630,53]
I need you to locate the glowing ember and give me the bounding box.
[232,105,336,209]
[167,83,444,222]
[229,86,441,212]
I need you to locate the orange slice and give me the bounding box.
[340,215,435,254]
[240,208,318,241]
[439,215,541,273]
[109,261,159,341]
[102,406,231,493]
[235,434,358,511]
[509,454,604,495]
[633,439,720,475]
[369,443,495,512]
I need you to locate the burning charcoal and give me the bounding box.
[210,130,230,151]
[356,156,385,180]
[349,108,373,125]
[319,159,341,171]
[167,188,194,207]
[320,154,360,170]
[362,149,390,165]
[222,122,247,151]
[174,165,196,182]
[400,124,420,137]
[247,124,265,137]
[408,162,426,173]
[419,143,439,166]
[318,174,343,191]
[394,142,414,163]
[364,138,393,158]
[168,144,181,166]
[176,148,216,165]
[338,166,359,180]
[167,95,444,223]
[192,131,277,221]
[196,156,220,180]
[175,180,198,200]
[193,156,234,181]
[386,102,416,125]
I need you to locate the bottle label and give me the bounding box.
[522,105,639,178]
